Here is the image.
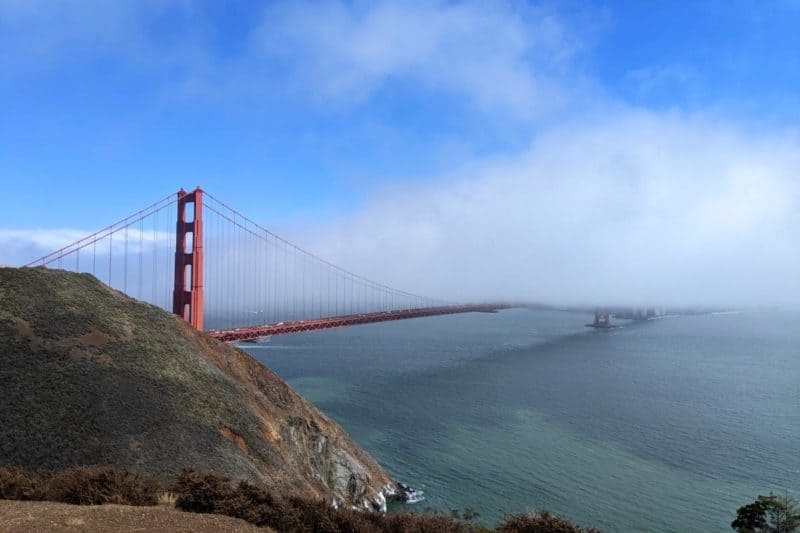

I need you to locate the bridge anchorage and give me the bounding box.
[25,187,508,342]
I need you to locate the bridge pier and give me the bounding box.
[172,188,204,331]
[592,311,612,328]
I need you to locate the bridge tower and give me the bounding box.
[172,188,204,330]
[593,310,611,328]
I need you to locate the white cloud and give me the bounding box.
[0,0,594,117]
[0,229,172,267]
[253,0,584,117]
[297,109,800,307]
[0,0,201,72]
[0,229,89,266]
[7,110,799,308]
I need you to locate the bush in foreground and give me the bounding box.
[731,492,800,533]
[2,466,598,532]
[0,466,157,506]
[46,466,158,506]
[497,510,600,533]
[0,467,43,501]
[172,468,473,532]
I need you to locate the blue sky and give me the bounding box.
[594,1,800,114]
[2,1,800,305]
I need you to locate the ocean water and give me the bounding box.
[241,309,800,532]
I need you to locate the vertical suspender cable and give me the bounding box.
[108,232,113,286]
[152,208,157,305]
[123,225,128,294]
[138,218,144,300]
[292,246,297,321]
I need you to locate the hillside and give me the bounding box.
[0,267,395,510]
[0,500,263,533]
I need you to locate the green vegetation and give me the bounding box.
[0,268,271,477]
[732,492,800,532]
[0,266,393,507]
[0,465,598,532]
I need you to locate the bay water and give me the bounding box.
[242,309,799,532]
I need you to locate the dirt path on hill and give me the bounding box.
[0,500,266,532]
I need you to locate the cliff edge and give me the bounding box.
[0,267,396,510]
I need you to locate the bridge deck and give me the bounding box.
[207,304,509,342]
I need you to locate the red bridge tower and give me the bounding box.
[172,188,204,330]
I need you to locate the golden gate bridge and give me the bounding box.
[25,188,509,342]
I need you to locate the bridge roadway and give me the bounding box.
[208,303,511,342]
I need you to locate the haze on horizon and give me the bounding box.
[1,1,799,309]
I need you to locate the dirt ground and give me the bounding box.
[0,500,267,532]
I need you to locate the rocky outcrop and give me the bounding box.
[0,267,396,510]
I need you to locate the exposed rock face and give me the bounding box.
[0,267,395,510]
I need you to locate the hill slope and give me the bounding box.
[0,500,263,533]
[0,267,396,510]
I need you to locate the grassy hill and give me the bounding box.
[0,267,395,510]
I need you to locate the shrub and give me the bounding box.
[172,468,235,513]
[157,491,178,506]
[0,467,45,500]
[732,492,800,533]
[2,466,604,533]
[173,470,348,531]
[172,469,474,532]
[496,510,600,533]
[44,466,158,506]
